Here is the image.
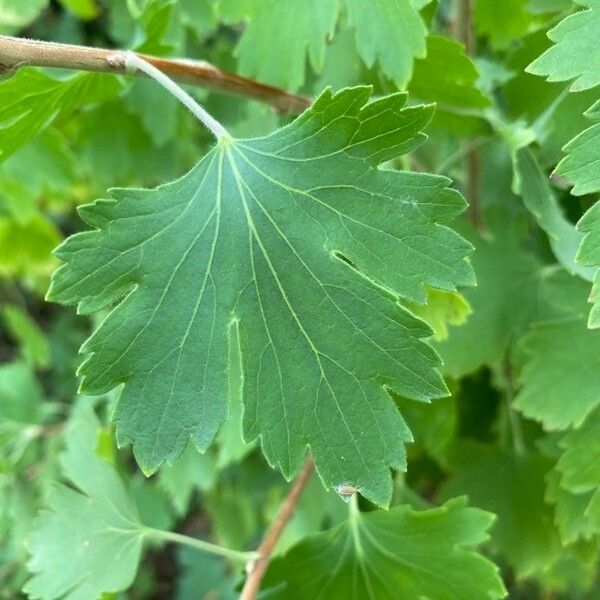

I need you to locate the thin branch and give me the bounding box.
[240,459,315,600]
[0,35,311,114]
[455,0,485,231]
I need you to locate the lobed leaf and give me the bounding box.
[47,87,474,506]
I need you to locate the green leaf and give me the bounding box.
[556,406,600,494]
[513,147,594,280]
[1,305,50,368]
[47,87,474,507]
[57,0,99,19]
[346,0,427,87]
[515,315,600,429]
[475,0,537,50]
[24,404,145,600]
[555,120,600,196]
[263,497,506,599]
[0,70,122,164]
[0,214,61,283]
[0,0,48,30]
[176,550,237,600]
[158,443,217,515]
[0,362,46,466]
[527,0,600,91]
[576,203,600,328]
[546,467,600,543]
[408,36,490,109]
[236,0,338,91]
[404,288,472,342]
[435,214,543,377]
[440,442,559,578]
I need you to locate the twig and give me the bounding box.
[455,0,485,231]
[240,459,315,600]
[0,35,310,114]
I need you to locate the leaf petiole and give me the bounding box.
[124,51,231,141]
[143,527,259,562]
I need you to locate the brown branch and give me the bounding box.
[0,35,310,114]
[455,0,485,231]
[240,459,315,600]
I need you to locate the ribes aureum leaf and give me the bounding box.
[262,497,506,600]
[527,0,600,92]
[236,0,338,91]
[47,87,474,506]
[345,0,427,87]
[24,404,145,600]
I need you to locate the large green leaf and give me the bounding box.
[24,404,145,600]
[262,497,506,599]
[47,87,474,506]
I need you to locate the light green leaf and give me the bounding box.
[404,287,472,342]
[408,36,490,109]
[576,203,600,327]
[513,147,594,280]
[47,87,474,506]
[441,442,559,578]
[263,497,506,600]
[555,121,600,196]
[24,404,145,600]
[557,406,600,493]
[57,0,99,19]
[0,362,45,466]
[0,214,61,281]
[0,0,48,30]
[515,315,600,430]
[527,0,600,91]
[1,305,49,368]
[236,0,338,91]
[546,467,600,543]
[346,0,427,87]
[0,70,121,164]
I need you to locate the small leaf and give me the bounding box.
[1,305,50,368]
[263,497,506,600]
[346,0,426,87]
[513,146,594,280]
[409,35,490,109]
[527,0,600,91]
[0,70,121,163]
[515,316,600,430]
[24,404,145,600]
[236,0,338,91]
